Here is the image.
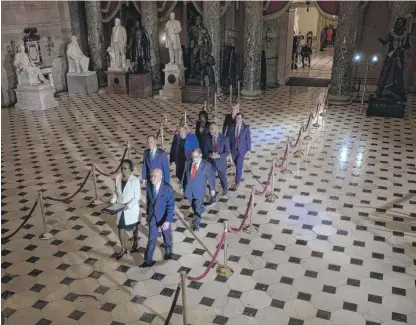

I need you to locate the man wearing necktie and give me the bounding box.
[141,168,174,268]
[181,148,213,231]
[142,135,170,187]
[229,113,251,189]
[203,122,230,201]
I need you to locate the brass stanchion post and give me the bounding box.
[92,165,103,205]
[313,111,321,128]
[304,114,313,141]
[160,123,164,150]
[281,138,292,175]
[244,189,258,234]
[38,191,53,240]
[266,159,278,201]
[216,222,234,277]
[184,110,187,126]
[180,272,188,325]
[204,101,207,111]
[294,122,305,158]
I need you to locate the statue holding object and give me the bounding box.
[376,16,412,102]
[67,36,91,74]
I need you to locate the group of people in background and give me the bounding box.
[108,103,252,268]
[292,33,313,69]
[320,24,336,51]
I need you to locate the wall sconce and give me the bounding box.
[46,36,55,56]
[265,28,273,47]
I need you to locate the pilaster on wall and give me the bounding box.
[263,17,280,87]
[277,8,295,86]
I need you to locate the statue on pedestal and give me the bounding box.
[108,18,127,70]
[13,43,49,86]
[128,20,151,73]
[165,12,182,65]
[67,36,90,74]
[376,17,411,102]
[188,16,212,78]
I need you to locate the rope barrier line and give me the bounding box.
[228,194,254,233]
[44,170,92,202]
[289,124,303,149]
[163,283,181,325]
[184,230,227,281]
[275,141,290,168]
[254,164,274,196]
[95,148,127,177]
[1,200,39,241]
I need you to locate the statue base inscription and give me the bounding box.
[67,72,99,95]
[182,84,217,104]
[14,84,58,110]
[158,64,185,101]
[106,70,128,95]
[129,73,152,98]
[367,95,405,118]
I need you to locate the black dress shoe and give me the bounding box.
[139,261,155,268]
[164,253,172,260]
[131,241,139,253]
[115,249,127,260]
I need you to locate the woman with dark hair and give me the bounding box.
[222,103,240,137]
[109,159,141,259]
[195,110,210,149]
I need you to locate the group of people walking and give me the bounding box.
[108,104,252,267]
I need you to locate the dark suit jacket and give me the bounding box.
[202,133,230,170]
[181,159,212,199]
[142,148,170,183]
[229,123,252,157]
[146,182,175,226]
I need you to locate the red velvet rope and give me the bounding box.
[289,125,303,149]
[228,194,254,233]
[255,164,274,196]
[45,170,92,202]
[185,230,227,281]
[95,148,127,178]
[275,142,290,168]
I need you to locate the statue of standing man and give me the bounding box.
[110,18,127,70]
[165,12,182,65]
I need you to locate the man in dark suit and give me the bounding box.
[203,122,230,201]
[181,148,213,231]
[141,168,175,268]
[229,113,251,189]
[142,135,170,186]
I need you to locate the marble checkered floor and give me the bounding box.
[1,87,416,325]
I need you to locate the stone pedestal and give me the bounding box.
[182,84,217,104]
[158,64,185,101]
[14,84,58,110]
[67,71,99,94]
[106,70,128,95]
[129,73,152,98]
[367,96,405,118]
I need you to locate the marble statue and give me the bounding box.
[67,36,90,74]
[109,18,127,70]
[128,20,151,73]
[165,12,182,65]
[376,17,411,102]
[188,15,212,78]
[13,43,49,86]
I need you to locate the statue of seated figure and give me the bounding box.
[67,36,91,74]
[13,43,49,86]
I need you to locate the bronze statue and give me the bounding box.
[187,16,212,79]
[376,17,411,102]
[128,20,151,74]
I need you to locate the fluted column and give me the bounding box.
[328,1,361,105]
[68,1,87,53]
[85,1,106,87]
[141,1,162,91]
[241,1,263,100]
[389,1,415,30]
[203,1,221,83]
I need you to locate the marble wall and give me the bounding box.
[1,1,70,106]
[263,17,280,87]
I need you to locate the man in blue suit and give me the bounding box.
[141,168,175,268]
[229,113,251,189]
[170,126,199,181]
[203,122,230,201]
[181,148,213,231]
[142,135,170,186]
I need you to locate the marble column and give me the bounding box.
[68,1,87,54]
[389,1,415,30]
[241,1,263,100]
[263,17,280,87]
[328,1,361,105]
[141,1,162,91]
[85,1,106,87]
[203,1,221,83]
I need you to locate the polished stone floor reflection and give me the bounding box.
[1,87,415,325]
[290,48,333,79]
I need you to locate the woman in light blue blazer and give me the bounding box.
[110,159,141,259]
